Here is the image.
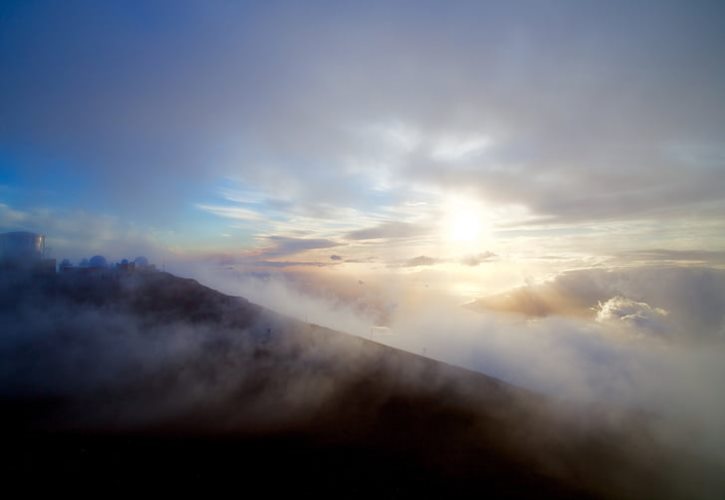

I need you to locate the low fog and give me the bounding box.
[0,272,381,432]
[2,264,725,498]
[186,264,725,466]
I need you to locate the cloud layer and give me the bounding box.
[182,263,725,469]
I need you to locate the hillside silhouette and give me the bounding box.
[0,270,722,498]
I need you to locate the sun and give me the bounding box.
[450,210,482,242]
[442,197,489,245]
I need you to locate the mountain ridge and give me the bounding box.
[1,270,722,498]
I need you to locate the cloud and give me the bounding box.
[256,236,340,258]
[345,221,429,241]
[401,255,440,267]
[2,1,725,251]
[470,266,725,342]
[247,260,338,269]
[184,261,725,473]
[595,296,669,334]
[617,249,725,266]
[460,251,497,266]
[329,254,342,260]
[429,134,491,161]
[191,236,344,269]
[391,252,498,268]
[0,271,388,431]
[185,265,376,337]
[3,260,724,495]
[195,204,264,221]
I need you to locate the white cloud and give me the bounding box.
[595,296,669,334]
[471,266,725,342]
[430,134,491,161]
[195,204,264,221]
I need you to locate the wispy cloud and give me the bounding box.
[401,255,440,267]
[345,221,430,241]
[617,249,725,266]
[460,252,497,266]
[195,204,264,221]
[259,236,341,258]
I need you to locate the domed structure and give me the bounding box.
[89,255,108,269]
[134,256,149,268]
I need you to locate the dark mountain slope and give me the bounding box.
[0,271,721,498]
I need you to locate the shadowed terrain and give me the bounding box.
[0,271,722,498]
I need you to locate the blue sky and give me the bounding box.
[1,0,725,287]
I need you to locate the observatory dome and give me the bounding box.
[89,255,108,268]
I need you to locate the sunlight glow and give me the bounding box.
[442,197,490,246]
[450,210,482,242]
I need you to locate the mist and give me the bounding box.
[0,272,370,432]
[2,262,724,498]
[184,263,725,466]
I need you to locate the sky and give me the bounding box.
[2,1,725,298]
[3,0,725,467]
